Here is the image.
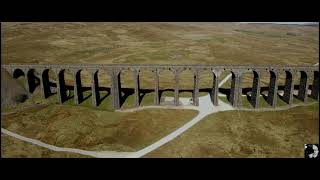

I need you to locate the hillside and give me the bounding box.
[1,68,28,108]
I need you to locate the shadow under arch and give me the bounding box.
[244,70,261,108]
[95,69,111,106]
[76,69,94,104]
[227,71,237,103]
[118,70,135,108]
[60,69,75,103]
[57,69,67,103]
[293,70,308,101]
[261,70,276,106]
[308,71,319,99]
[139,89,154,105]
[26,69,40,94]
[12,68,40,95]
[41,68,58,99]
[12,68,25,79]
[278,70,293,103]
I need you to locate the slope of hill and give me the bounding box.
[1,68,28,108]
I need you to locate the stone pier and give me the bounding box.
[153,69,160,105]
[90,70,99,106]
[174,69,181,106]
[72,70,81,105]
[55,69,63,104]
[212,70,220,106]
[267,70,278,108]
[193,69,199,106]
[230,71,242,107]
[311,71,319,100]
[110,69,121,109]
[297,71,309,102]
[133,69,140,107]
[250,71,261,108]
[24,70,31,98]
[283,71,294,105]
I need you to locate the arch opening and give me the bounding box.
[27,69,40,94]
[96,69,111,109]
[218,70,235,105]
[276,70,294,105]
[159,69,175,105]
[138,69,155,106]
[294,71,309,102]
[178,69,195,105]
[118,69,135,108]
[61,69,76,104]
[309,71,319,100]
[41,68,58,99]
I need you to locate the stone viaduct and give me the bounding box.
[1,64,319,109]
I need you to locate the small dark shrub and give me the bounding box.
[286,32,297,36]
[14,94,28,103]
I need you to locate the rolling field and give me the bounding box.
[1,105,198,153]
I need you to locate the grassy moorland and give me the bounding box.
[145,103,319,158]
[2,22,318,66]
[1,104,198,152]
[218,95,317,108]
[1,134,91,158]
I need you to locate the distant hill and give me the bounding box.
[302,23,319,27]
[240,22,319,26]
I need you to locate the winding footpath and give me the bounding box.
[1,94,234,158]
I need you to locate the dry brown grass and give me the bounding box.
[1,134,90,158]
[1,105,198,152]
[144,103,319,158]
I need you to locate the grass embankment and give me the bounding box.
[6,77,209,111]
[1,104,198,153]
[1,134,91,158]
[218,95,317,108]
[145,103,319,158]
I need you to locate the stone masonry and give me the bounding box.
[2,64,318,109]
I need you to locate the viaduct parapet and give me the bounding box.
[2,64,319,109]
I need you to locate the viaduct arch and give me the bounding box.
[2,64,319,109]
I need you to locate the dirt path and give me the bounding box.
[1,128,133,158]
[219,73,232,87]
